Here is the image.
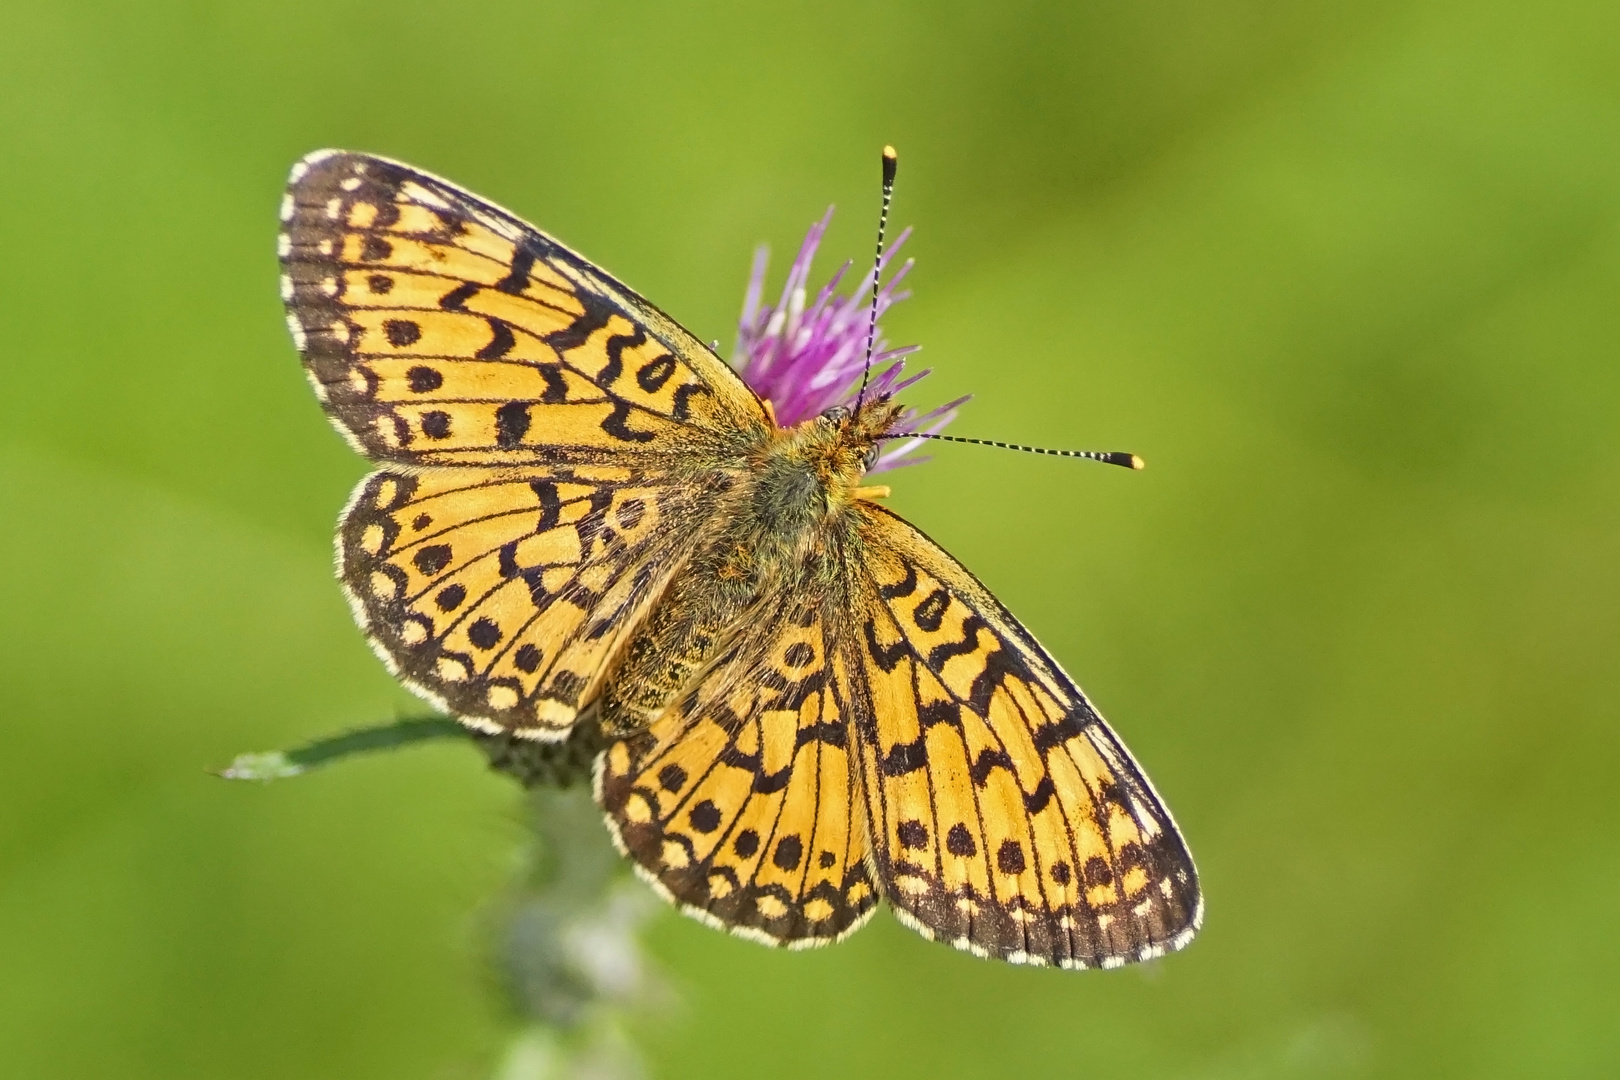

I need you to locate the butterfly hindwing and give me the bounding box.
[280,150,767,467]
[339,463,715,736]
[597,592,879,945]
[848,504,1201,968]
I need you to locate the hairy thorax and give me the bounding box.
[597,403,899,734]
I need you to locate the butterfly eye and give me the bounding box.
[819,405,851,426]
[862,446,879,470]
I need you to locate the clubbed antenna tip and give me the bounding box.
[854,145,900,412]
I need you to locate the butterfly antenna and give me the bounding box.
[878,430,1146,470]
[854,145,899,414]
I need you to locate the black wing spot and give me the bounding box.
[819,850,837,869]
[437,281,479,310]
[406,365,443,393]
[689,799,721,833]
[734,829,760,858]
[360,236,392,261]
[773,835,804,870]
[494,248,536,294]
[996,840,1026,875]
[1032,712,1087,752]
[1050,860,1072,886]
[544,294,615,354]
[897,820,929,849]
[514,644,542,673]
[434,584,466,611]
[468,618,502,649]
[670,381,708,421]
[752,767,791,794]
[927,615,985,668]
[601,401,657,443]
[863,619,906,673]
[420,411,451,439]
[636,354,677,392]
[946,823,977,857]
[598,325,644,388]
[658,764,688,793]
[1116,841,1151,872]
[535,363,570,404]
[878,560,918,600]
[497,541,521,579]
[530,480,561,531]
[495,400,531,448]
[969,748,1015,786]
[384,319,421,347]
[913,588,949,632]
[366,274,393,294]
[881,739,928,776]
[476,318,516,360]
[413,544,452,575]
[967,647,1024,716]
[1023,776,1056,814]
[783,642,815,668]
[794,721,846,748]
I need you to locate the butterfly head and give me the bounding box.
[812,396,905,481]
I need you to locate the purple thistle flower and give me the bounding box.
[733,208,968,473]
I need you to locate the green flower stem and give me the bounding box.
[217,716,469,779]
[218,715,648,1078]
[217,715,605,788]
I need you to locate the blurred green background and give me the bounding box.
[3,1,1617,1076]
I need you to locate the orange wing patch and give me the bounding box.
[597,596,878,945]
[849,505,1201,968]
[338,464,710,737]
[280,150,767,467]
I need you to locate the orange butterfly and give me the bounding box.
[280,149,1200,968]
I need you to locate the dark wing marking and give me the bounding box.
[848,503,1201,968]
[280,150,768,467]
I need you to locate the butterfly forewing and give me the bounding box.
[848,504,1201,968]
[279,150,767,466]
[597,592,880,945]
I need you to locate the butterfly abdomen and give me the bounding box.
[597,556,754,735]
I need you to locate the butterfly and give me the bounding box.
[279,150,1201,968]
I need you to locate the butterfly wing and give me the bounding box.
[279,150,768,466]
[280,150,770,734]
[338,463,731,736]
[596,589,880,945]
[848,504,1201,968]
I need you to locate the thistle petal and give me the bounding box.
[733,213,959,470]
